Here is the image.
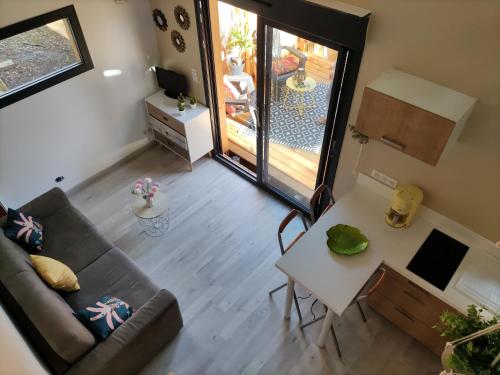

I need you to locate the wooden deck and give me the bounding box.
[226,120,320,201]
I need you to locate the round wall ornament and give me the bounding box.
[152,9,168,31]
[174,6,190,30]
[171,30,186,53]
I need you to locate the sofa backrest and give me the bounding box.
[0,231,96,364]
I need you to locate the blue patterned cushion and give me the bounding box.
[75,296,133,340]
[4,208,43,253]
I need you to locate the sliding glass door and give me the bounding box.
[261,24,340,206]
[197,0,368,213]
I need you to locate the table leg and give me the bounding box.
[318,308,334,348]
[284,277,295,320]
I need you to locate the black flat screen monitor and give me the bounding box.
[155,67,188,99]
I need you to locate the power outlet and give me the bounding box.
[371,169,398,188]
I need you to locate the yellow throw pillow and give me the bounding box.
[30,255,80,292]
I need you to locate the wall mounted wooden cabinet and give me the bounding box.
[356,69,476,166]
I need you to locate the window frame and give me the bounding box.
[0,5,93,109]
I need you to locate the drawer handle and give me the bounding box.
[403,291,424,305]
[162,115,169,122]
[407,280,431,297]
[394,307,415,322]
[381,136,405,150]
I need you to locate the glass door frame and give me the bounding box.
[195,0,369,215]
[257,17,349,210]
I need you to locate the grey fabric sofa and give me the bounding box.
[0,188,183,375]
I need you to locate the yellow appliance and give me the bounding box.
[385,185,423,228]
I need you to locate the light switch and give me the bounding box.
[191,68,199,83]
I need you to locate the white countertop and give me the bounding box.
[276,173,499,317]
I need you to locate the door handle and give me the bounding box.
[381,136,405,151]
[250,106,261,130]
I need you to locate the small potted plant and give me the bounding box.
[189,96,197,109]
[177,93,185,115]
[227,23,254,75]
[434,304,500,375]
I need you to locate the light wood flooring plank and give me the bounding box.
[70,147,441,375]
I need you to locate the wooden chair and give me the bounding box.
[309,183,335,223]
[269,209,309,322]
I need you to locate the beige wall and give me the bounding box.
[321,0,500,241]
[0,0,159,208]
[150,0,206,104]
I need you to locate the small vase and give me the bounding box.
[146,197,153,208]
[178,109,185,116]
[190,103,197,109]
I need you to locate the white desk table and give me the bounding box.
[275,174,499,347]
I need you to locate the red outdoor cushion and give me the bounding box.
[272,55,300,76]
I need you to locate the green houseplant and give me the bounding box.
[227,23,254,75]
[177,93,185,115]
[189,96,197,109]
[435,305,500,375]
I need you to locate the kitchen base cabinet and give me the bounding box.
[368,266,457,355]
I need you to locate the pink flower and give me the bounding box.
[135,183,142,189]
[148,192,154,198]
[135,179,143,185]
[151,186,158,193]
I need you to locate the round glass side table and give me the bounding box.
[132,192,169,237]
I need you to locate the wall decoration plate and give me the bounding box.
[326,224,368,256]
[174,6,190,30]
[171,30,186,53]
[152,9,168,31]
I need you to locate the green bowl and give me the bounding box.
[326,224,369,256]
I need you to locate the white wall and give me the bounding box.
[0,304,48,375]
[311,0,500,241]
[150,0,206,104]
[0,0,160,208]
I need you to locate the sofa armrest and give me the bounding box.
[18,188,70,219]
[67,289,183,375]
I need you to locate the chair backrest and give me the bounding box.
[278,209,308,255]
[355,267,387,301]
[309,184,335,223]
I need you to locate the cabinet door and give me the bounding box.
[356,88,455,166]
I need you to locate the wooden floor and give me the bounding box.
[226,119,319,201]
[70,147,441,375]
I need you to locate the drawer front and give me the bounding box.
[148,116,187,148]
[368,291,447,356]
[146,103,185,136]
[153,130,189,160]
[376,266,456,328]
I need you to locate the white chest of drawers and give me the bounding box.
[145,91,213,169]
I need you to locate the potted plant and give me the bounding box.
[226,23,254,75]
[189,96,197,109]
[434,304,500,375]
[177,93,185,115]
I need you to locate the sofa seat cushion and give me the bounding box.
[0,232,96,363]
[40,204,113,273]
[64,248,158,312]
